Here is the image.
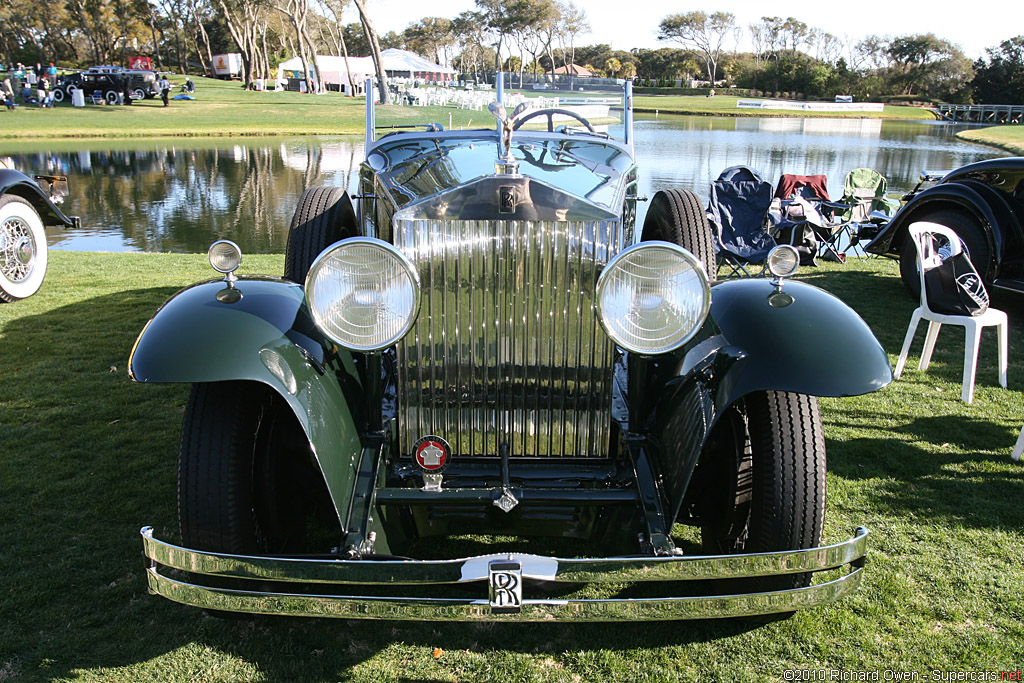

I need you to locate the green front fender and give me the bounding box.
[709,278,893,401]
[129,278,363,524]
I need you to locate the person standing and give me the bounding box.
[121,75,132,105]
[158,74,170,106]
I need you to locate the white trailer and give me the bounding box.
[211,53,242,79]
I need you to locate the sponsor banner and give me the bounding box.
[736,99,885,113]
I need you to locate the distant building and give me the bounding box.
[550,64,593,77]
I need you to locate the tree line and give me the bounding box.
[2,0,1022,104]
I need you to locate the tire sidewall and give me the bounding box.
[0,196,48,301]
[52,88,65,103]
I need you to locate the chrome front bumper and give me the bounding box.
[140,526,868,621]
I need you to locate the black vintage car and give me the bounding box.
[0,160,78,301]
[51,68,157,104]
[865,157,1024,298]
[130,78,892,621]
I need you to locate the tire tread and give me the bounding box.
[284,186,356,283]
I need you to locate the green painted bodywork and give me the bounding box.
[708,278,893,401]
[128,277,364,525]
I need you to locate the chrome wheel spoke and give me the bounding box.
[0,217,34,283]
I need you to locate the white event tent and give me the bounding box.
[277,48,457,93]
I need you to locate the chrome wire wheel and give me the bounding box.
[0,195,48,302]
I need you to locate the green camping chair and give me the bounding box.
[837,168,901,256]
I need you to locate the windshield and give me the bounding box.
[369,73,629,145]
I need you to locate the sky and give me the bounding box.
[357,0,1024,62]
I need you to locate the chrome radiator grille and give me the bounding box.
[394,218,625,459]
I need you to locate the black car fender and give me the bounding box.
[0,167,78,227]
[869,181,1019,269]
[649,278,892,519]
[128,277,365,525]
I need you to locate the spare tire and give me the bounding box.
[641,189,716,279]
[284,186,357,284]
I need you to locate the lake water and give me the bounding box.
[0,115,998,254]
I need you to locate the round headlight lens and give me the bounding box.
[208,240,241,274]
[597,242,711,355]
[767,244,800,279]
[306,238,420,351]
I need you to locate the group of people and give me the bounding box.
[1,63,189,108]
[2,62,59,108]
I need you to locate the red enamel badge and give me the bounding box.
[413,435,452,473]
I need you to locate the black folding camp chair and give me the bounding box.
[706,165,775,278]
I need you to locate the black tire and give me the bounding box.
[641,189,716,279]
[178,381,324,556]
[51,88,65,103]
[0,194,48,302]
[131,87,147,101]
[692,390,826,598]
[284,186,357,283]
[105,89,120,104]
[898,208,991,301]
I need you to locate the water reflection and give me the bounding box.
[0,117,997,254]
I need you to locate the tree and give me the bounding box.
[887,33,969,97]
[402,17,455,66]
[973,36,1024,104]
[657,10,736,83]
[555,0,587,74]
[349,0,388,102]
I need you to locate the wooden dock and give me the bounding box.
[937,104,1024,124]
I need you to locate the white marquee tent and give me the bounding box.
[277,49,457,92]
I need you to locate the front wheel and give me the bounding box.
[0,195,48,302]
[641,189,717,279]
[177,381,328,555]
[51,88,65,103]
[131,87,147,101]
[105,89,120,104]
[692,390,826,594]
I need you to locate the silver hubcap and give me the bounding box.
[0,216,35,283]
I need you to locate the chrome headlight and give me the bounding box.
[767,244,800,279]
[208,240,241,274]
[596,242,711,355]
[306,238,420,352]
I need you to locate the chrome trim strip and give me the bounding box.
[142,526,867,585]
[144,562,864,621]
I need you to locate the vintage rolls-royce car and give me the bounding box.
[865,157,1024,299]
[130,78,892,621]
[0,160,78,301]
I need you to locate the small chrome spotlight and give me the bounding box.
[208,240,241,282]
[767,245,800,284]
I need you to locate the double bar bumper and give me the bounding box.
[140,526,868,621]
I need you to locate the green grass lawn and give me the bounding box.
[957,126,1024,155]
[0,77,484,139]
[1,252,1022,682]
[0,77,935,140]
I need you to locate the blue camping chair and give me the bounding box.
[706,165,776,278]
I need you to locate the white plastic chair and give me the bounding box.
[894,222,1008,404]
